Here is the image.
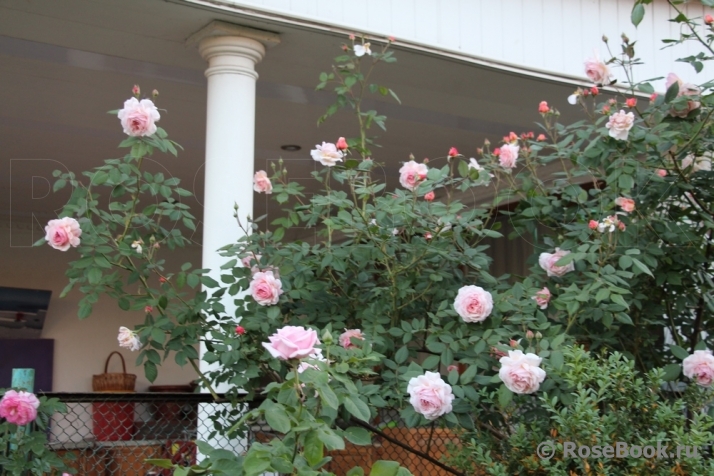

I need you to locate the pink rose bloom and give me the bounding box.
[606,110,635,140]
[498,144,519,170]
[665,73,701,118]
[44,217,82,251]
[448,147,459,157]
[241,253,262,270]
[398,160,428,190]
[625,97,637,108]
[407,371,454,420]
[683,349,714,387]
[447,364,459,373]
[583,52,612,85]
[499,350,547,394]
[536,134,546,141]
[262,325,320,360]
[339,329,364,349]
[424,191,435,202]
[0,390,40,425]
[311,142,344,167]
[453,285,493,323]
[706,14,714,25]
[532,287,551,310]
[118,326,141,351]
[588,220,598,230]
[539,248,575,277]
[656,169,667,177]
[249,270,283,306]
[681,153,712,173]
[117,97,160,137]
[615,197,636,213]
[538,101,550,113]
[253,170,272,194]
[336,137,348,150]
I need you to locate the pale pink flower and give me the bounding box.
[424,191,435,202]
[538,101,550,113]
[615,197,636,213]
[498,350,547,394]
[311,142,344,167]
[683,349,714,387]
[353,42,371,57]
[498,144,519,170]
[263,326,319,360]
[336,137,348,150]
[681,152,712,173]
[536,134,546,141]
[532,287,551,310]
[453,285,493,323]
[131,85,140,96]
[665,73,701,118]
[588,220,598,230]
[117,97,160,137]
[118,326,141,351]
[583,52,613,85]
[606,110,635,140]
[597,215,620,233]
[407,371,454,420]
[539,248,575,277]
[0,390,40,425]
[656,169,667,177]
[44,217,82,251]
[253,170,273,194]
[424,232,433,240]
[249,271,282,306]
[706,14,714,25]
[625,97,637,108]
[297,349,327,373]
[447,365,459,373]
[339,329,364,349]
[399,160,428,190]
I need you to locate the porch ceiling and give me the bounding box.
[0,0,586,244]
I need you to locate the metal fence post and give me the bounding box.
[11,368,35,392]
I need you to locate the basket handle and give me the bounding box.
[104,351,128,374]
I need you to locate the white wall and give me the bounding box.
[0,220,199,392]
[206,0,712,88]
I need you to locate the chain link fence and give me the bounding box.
[40,393,464,476]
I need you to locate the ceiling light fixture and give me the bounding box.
[280,144,301,151]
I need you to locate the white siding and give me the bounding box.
[205,0,712,88]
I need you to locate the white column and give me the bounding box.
[189,21,279,458]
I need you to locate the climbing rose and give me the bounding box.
[532,287,551,310]
[117,97,160,137]
[339,329,364,349]
[263,326,319,360]
[498,350,547,394]
[498,144,519,170]
[615,197,636,213]
[683,349,714,387]
[583,52,612,84]
[44,217,82,251]
[0,390,40,425]
[311,142,344,167]
[606,110,635,140]
[249,271,283,306]
[453,285,493,323]
[253,170,272,194]
[118,326,141,351]
[407,372,454,420]
[539,248,575,277]
[398,160,428,190]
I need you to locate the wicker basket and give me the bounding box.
[92,351,137,392]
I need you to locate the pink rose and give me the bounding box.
[538,101,550,113]
[336,137,348,150]
[453,285,493,323]
[253,170,273,194]
[625,97,637,108]
[682,153,712,173]
[498,350,546,394]
[498,144,519,170]
[424,191,435,202]
[615,197,635,213]
[262,326,319,360]
[44,217,82,251]
[117,97,160,137]
[656,169,667,177]
[249,271,282,306]
[311,142,344,167]
[241,253,262,270]
[665,73,701,118]
[398,160,428,191]
[0,390,40,425]
[606,110,635,140]
[339,329,364,349]
[536,134,546,141]
[448,147,459,157]
[407,371,454,420]
[583,53,612,85]
[538,248,575,277]
[532,287,551,310]
[588,220,598,230]
[118,326,141,351]
[683,349,714,387]
[235,325,246,335]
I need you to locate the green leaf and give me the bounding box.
[304,430,324,467]
[662,363,681,381]
[87,267,102,285]
[151,328,166,345]
[344,395,371,422]
[631,3,645,26]
[370,460,400,476]
[243,450,271,476]
[394,345,409,364]
[317,428,345,451]
[264,405,291,433]
[498,383,512,407]
[670,345,690,360]
[664,80,679,103]
[318,385,339,410]
[459,365,478,385]
[144,459,174,469]
[631,258,653,277]
[346,467,365,476]
[144,361,158,383]
[343,426,372,445]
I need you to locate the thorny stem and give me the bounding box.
[188,358,220,402]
